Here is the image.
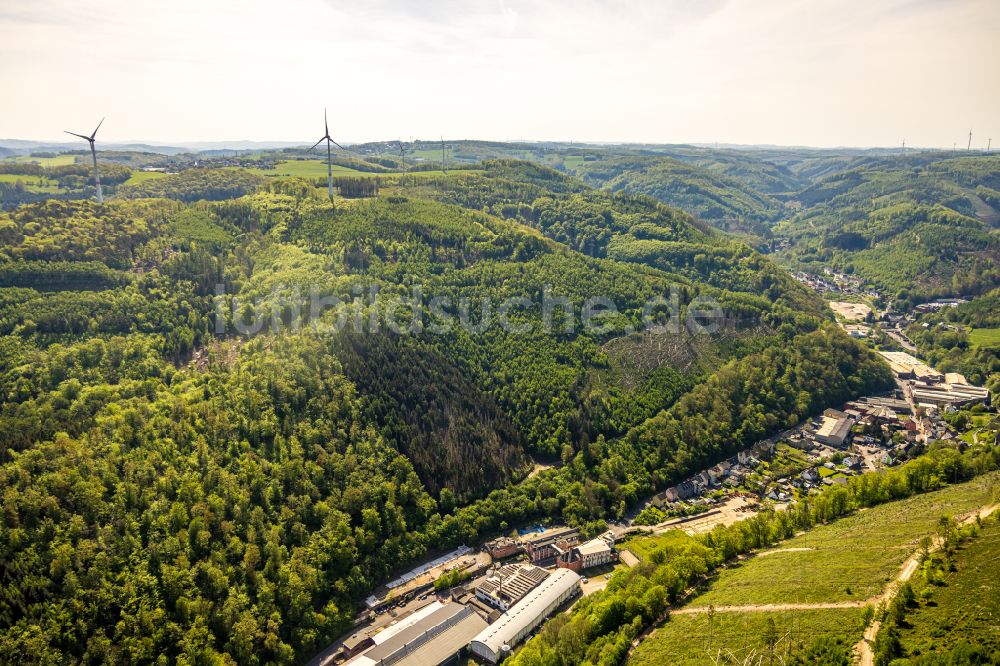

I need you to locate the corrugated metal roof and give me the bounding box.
[470,568,581,656]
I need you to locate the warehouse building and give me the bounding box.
[815,413,854,448]
[475,563,549,611]
[469,568,582,664]
[877,351,944,382]
[906,381,990,408]
[346,601,487,666]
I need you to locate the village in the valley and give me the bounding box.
[311,277,991,666]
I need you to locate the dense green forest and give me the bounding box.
[551,147,1000,303]
[0,159,900,663]
[9,144,996,306]
[772,155,1000,301]
[572,155,786,237]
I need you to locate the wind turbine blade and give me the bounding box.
[64,130,92,141]
[324,108,329,137]
[308,137,325,152]
[331,140,346,151]
[90,117,105,140]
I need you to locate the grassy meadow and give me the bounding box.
[895,518,1000,660]
[3,154,78,167]
[685,472,999,607]
[623,529,700,563]
[628,608,863,666]
[968,326,1000,348]
[122,170,169,186]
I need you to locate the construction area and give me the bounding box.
[828,300,873,322]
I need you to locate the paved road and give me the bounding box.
[886,328,917,352]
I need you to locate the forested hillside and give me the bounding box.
[775,155,1000,301]
[572,155,786,237]
[546,146,1000,304]
[0,162,892,663]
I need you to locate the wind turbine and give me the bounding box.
[308,108,344,204]
[968,130,973,151]
[987,138,992,153]
[440,135,447,172]
[397,140,407,171]
[64,118,104,203]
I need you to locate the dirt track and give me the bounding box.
[630,503,998,665]
[855,503,998,666]
[672,600,865,615]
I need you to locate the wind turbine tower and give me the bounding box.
[440,136,447,171]
[968,130,973,151]
[308,108,345,205]
[397,140,407,171]
[987,138,992,153]
[64,118,105,203]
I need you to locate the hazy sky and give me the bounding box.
[1,0,997,148]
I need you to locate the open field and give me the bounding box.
[123,170,169,185]
[895,518,1000,660]
[0,173,64,193]
[686,473,999,607]
[3,154,78,167]
[968,326,1000,347]
[764,442,811,478]
[624,528,700,562]
[0,173,59,186]
[629,608,863,666]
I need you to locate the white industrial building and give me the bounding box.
[815,413,853,447]
[345,601,487,666]
[877,351,944,382]
[906,380,990,408]
[574,536,616,569]
[555,533,617,572]
[469,568,581,663]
